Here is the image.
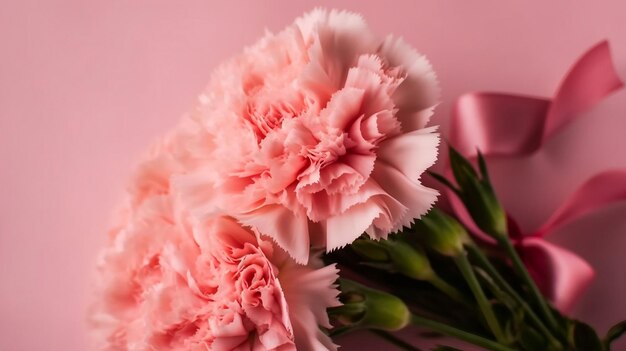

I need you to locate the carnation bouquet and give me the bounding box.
[91,9,626,351]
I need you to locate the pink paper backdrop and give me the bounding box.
[1,1,625,350]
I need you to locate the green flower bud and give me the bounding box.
[351,239,390,262]
[386,240,433,280]
[448,146,507,238]
[352,238,434,280]
[414,208,470,257]
[331,279,410,331]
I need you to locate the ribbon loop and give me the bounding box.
[545,41,624,138]
[450,40,623,159]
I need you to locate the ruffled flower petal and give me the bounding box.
[172,10,440,263]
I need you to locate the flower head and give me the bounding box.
[91,146,340,351]
[175,9,440,263]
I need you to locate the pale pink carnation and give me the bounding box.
[173,9,440,263]
[91,146,340,351]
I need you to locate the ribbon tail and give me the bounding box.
[518,237,595,313]
[535,169,626,237]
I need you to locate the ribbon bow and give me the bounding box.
[448,41,625,312]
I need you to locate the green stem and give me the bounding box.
[410,314,515,351]
[497,237,560,332]
[455,252,508,344]
[369,329,422,351]
[467,244,563,350]
[428,274,470,306]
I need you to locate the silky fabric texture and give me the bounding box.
[448,41,625,312]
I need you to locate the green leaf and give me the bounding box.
[445,145,507,238]
[476,149,490,182]
[569,320,603,351]
[604,320,626,350]
[448,145,478,190]
[427,171,460,196]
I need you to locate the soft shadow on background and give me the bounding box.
[1,1,625,350]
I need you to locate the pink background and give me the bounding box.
[1,1,625,350]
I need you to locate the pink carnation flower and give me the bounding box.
[91,146,340,351]
[174,9,440,263]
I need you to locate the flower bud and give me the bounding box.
[351,239,390,262]
[414,208,470,257]
[387,240,433,280]
[448,146,507,238]
[332,279,410,331]
[352,239,433,280]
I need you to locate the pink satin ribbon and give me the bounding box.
[447,41,625,311]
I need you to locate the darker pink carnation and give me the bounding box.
[174,9,441,263]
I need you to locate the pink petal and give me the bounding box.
[372,161,439,232]
[325,193,406,250]
[379,36,440,131]
[324,87,366,130]
[237,205,311,264]
[377,127,440,178]
[280,263,340,351]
